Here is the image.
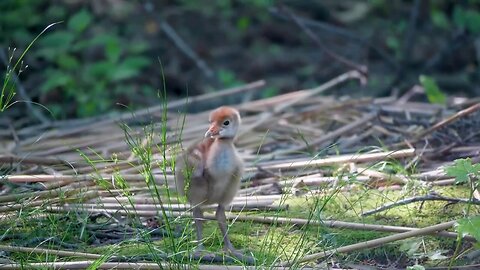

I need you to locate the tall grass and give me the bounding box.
[1,22,60,112]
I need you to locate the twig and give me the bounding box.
[249,149,415,172]
[0,198,63,213]
[429,179,456,186]
[66,202,286,212]
[0,245,258,267]
[414,103,480,141]
[19,237,79,250]
[0,154,80,166]
[0,244,102,259]
[0,182,95,204]
[5,174,175,183]
[96,194,283,204]
[405,139,428,170]
[425,264,480,270]
[285,220,457,265]
[362,194,480,216]
[279,6,368,77]
[0,261,293,270]
[284,175,371,188]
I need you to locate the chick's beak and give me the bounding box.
[205,124,219,138]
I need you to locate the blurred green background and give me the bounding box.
[1,0,480,120]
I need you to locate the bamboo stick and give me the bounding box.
[92,194,284,204]
[5,174,174,183]
[70,202,286,212]
[0,182,95,203]
[0,155,75,166]
[288,220,457,265]
[250,149,415,172]
[0,245,102,259]
[0,261,294,270]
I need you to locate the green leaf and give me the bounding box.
[68,9,92,33]
[39,31,75,49]
[217,69,242,87]
[453,6,467,28]
[85,34,116,46]
[431,9,450,30]
[419,75,446,105]
[456,216,480,242]
[105,38,121,63]
[445,158,480,184]
[465,9,480,34]
[386,35,400,52]
[261,87,279,98]
[56,54,79,70]
[71,34,112,52]
[453,7,480,34]
[110,64,139,81]
[41,70,73,93]
[109,57,150,81]
[88,61,115,78]
[236,16,250,31]
[12,31,33,46]
[46,5,67,19]
[127,42,149,53]
[122,56,150,69]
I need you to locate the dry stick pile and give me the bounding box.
[1,70,480,268]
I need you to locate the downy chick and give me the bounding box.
[175,106,245,257]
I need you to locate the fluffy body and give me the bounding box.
[175,137,243,206]
[174,106,249,260]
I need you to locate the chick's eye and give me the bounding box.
[223,120,230,126]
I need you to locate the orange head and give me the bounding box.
[205,106,241,139]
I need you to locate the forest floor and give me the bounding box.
[1,72,480,269]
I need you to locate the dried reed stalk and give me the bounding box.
[250,149,415,172]
[288,220,457,265]
[0,261,294,270]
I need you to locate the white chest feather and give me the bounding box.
[206,141,239,179]
[204,140,243,204]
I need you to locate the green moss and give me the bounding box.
[2,172,477,268]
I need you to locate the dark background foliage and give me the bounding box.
[1,0,480,120]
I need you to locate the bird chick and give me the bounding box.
[175,106,245,258]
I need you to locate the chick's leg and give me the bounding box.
[191,206,219,261]
[216,204,255,264]
[215,204,236,252]
[192,207,205,250]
